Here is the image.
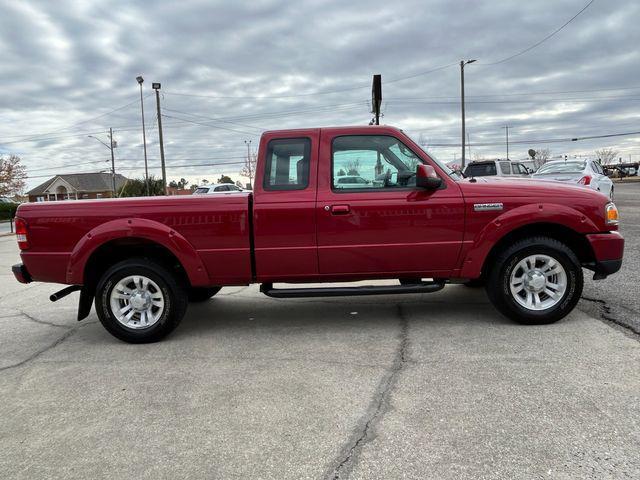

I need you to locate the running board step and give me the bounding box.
[260,281,445,298]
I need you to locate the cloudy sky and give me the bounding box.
[1,0,638,190]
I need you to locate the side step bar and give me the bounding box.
[260,281,445,298]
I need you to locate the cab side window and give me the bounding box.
[264,138,311,191]
[332,135,423,191]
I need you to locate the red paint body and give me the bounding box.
[13,126,623,287]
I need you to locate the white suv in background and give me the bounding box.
[192,183,244,195]
[464,160,531,177]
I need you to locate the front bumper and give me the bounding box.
[12,263,32,284]
[585,231,624,279]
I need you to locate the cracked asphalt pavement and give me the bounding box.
[1,184,639,479]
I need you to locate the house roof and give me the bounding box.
[27,173,128,195]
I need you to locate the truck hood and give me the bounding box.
[457,176,608,201]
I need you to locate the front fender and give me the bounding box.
[66,217,210,286]
[459,203,598,278]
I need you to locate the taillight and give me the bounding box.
[578,175,592,185]
[14,217,29,250]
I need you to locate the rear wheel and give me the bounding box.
[486,237,583,325]
[95,258,188,343]
[187,286,221,302]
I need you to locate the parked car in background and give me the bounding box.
[334,175,371,188]
[464,160,530,178]
[532,160,614,200]
[192,183,244,194]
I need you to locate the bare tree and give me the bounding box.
[595,147,618,165]
[346,158,361,176]
[240,151,258,188]
[0,154,27,196]
[531,148,552,168]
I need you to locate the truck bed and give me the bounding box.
[17,194,253,285]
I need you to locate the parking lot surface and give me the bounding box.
[1,184,639,479]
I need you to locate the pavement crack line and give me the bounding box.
[324,304,409,480]
[19,310,71,329]
[580,296,640,337]
[0,321,97,373]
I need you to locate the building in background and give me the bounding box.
[27,173,128,202]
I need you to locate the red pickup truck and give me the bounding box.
[12,126,623,343]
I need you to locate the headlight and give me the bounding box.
[605,202,619,225]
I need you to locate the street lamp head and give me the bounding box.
[467,59,477,64]
[152,82,161,90]
[136,76,144,84]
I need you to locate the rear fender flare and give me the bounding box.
[66,218,210,286]
[459,203,598,278]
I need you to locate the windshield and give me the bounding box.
[193,187,209,194]
[405,132,461,180]
[535,161,585,174]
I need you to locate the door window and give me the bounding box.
[264,138,311,191]
[499,162,512,174]
[332,135,424,191]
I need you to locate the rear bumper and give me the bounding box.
[585,231,624,279]
[12,263,32,284]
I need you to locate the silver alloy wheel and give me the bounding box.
[109,275,165,329]
[509,254,567,311]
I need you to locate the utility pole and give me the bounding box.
[152,82,167,195]
[460,59,476,169]
[136,75,149,196]
[88,131,117,195]
[467,132,471,160]
[503,125,511,160]
[109,128,116,194]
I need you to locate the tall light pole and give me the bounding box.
[136,75,149,196]
[503,125,511,160]
[88,131,117,195]
[460,59,476,169]
[152,82,167,195]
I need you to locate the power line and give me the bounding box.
[481,0,597,65]
[428,129,640,147]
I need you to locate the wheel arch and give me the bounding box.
[67,218,210,289]
[473,222,595,279]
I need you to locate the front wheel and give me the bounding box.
[95,258,188,343]
[486,237,583,325]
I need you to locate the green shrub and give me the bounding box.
[0,202,18,220]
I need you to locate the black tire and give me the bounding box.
[187,286,222,302]
[485,237,583,325]
[95,258,188,343]
[609,186,614,201]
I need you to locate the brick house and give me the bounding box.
[27,173,128,202]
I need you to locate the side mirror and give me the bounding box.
[416,164,442,190]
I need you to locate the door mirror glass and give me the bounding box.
[416,164,442,189]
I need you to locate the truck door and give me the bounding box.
[252,130,320,282]
[316,129,465,278]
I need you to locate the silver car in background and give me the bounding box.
[532,159,614,199]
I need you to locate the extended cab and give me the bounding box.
[12,126,624,343]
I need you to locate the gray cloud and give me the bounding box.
[0,0,638,189]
